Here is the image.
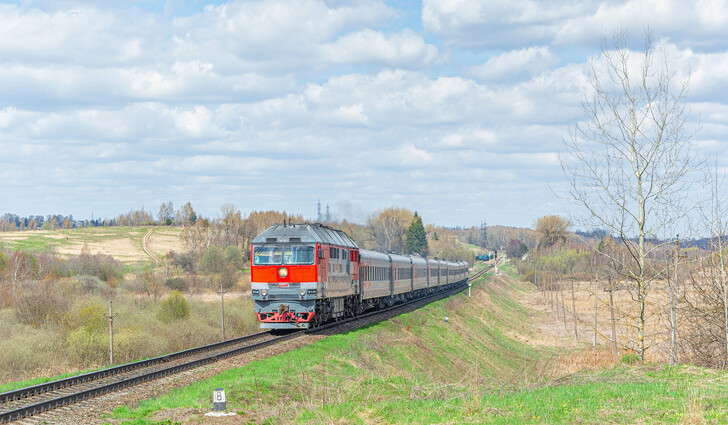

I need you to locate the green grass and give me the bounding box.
[109,272,728,424]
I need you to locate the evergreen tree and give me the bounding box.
[405,212,428,256]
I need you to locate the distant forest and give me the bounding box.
[0,201,188,231]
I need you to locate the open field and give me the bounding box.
[530,276,711,364]
[0,226,185,263]
[109,265,728,424]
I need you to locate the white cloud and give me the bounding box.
[439,127,496,148]
[172,0,396,72]
[322,29,441,68]
[468,46,559,82]
[423,0,728,49]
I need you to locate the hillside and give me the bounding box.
[0,226,184,263]
[109,266,728,424]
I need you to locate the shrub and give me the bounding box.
[156,290,190,323]
[521,269,535,283]
[66,327,108,366]
[620,353,641,364]
[76,275,105,294]
[220,267,240,290]
[0,330,65,381]
[67,253,124,282]
[165,277,188,292]
[200,246,225,273]
[77,303,107,333]
[14,286,71,328]
[226,299,259,335]
[154,318,218,352]
[224,245,244,269]
[0,251,10,271]
[174,252,196,273]
[114,326,168,363]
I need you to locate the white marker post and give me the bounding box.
[213,388,226,411]
[468,283,472,298]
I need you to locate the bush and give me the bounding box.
[0,330,65,381]
[226,298,259,335]
[165,277,188,292]
[66,253,124,282]
[220,267,240,290]
[76,275,105,294]
[224,245,244,269]
[156,291,190,323]
[620,353,641,364]
[0,251,10,271]
[66,327,108,366]
[174,252,196,273]
[200,246,225,273]
[114,326,168,363]
[77,303,107,333]
[14,286,71,328]
[521,269,535,283]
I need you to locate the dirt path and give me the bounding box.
[141,228,159,263]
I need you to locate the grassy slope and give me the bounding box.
[112,266,728,424]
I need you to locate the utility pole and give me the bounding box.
[219,282,227,341]
[108,300,118,365]
[317,200,322,222]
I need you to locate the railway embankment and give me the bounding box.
[111,265,728,424]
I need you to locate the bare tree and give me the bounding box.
[684,162,728,367]
[366,207,413,254]
[535,215,571,250]
[219,203,242,248]
[561,29,700,360]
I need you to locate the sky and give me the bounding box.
[1,0,727,229]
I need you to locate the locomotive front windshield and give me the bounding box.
[253,245,315,265]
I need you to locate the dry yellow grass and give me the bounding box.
[522,275,710,364]
[0,226,185,263]
[146,228,186,258]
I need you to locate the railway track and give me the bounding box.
[0,331,297,423]
[0,264,493,423]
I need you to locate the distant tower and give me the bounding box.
[326,204,331,222]
[481,220,487,248]
[317,200,322,222]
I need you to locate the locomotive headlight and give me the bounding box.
[278,267,289,278]
[300,290,306,297]
[261,290,268,297]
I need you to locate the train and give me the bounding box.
[475,252,496,262]
[250,223,469,329]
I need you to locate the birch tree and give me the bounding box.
[561,29,700,360]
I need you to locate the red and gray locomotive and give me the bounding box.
[251,223,468,329]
